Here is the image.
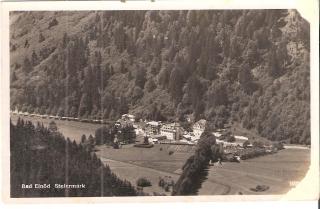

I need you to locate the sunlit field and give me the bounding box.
[11,115,310,195]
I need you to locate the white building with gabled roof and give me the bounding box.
[121,114,135,122]
[160,122,183,141]
[145,121,161,136]
[192,119,207,139]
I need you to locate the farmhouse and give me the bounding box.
[121,114,135,122]
[192,119,207,139]
[145,121,161,136]
[216,138,246,148]
[160,122,183,141]
[116,118,134,128]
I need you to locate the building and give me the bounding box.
[160,122,183,141]
[192,119,207,139]
[116,118,134,127]
[121,114,135,122]
[234,135,249,141]
[145,121,161,136]
[212,132,222,138]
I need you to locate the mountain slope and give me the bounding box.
[10,119,137,197]
[10,10,310,144]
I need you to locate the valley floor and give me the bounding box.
[10,115,310,196]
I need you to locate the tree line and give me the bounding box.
[10,118,137,197]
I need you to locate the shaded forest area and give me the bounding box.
[10,10,310,144]
[173,132,224,195]
[10,119,137,197]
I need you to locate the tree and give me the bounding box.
[186,10,197,26]
[186,75,203,109]
[136,177,152,187]
[143,136,149,145]
[118,125,136,144]
[252,140,264,148]
[135,68,146,89]
[243,140,250,148]
[238,64,258,94]
[62,32,69,48]
[39,33,45,43]
[11,71,17,83]
[245,40,258,68]
[272,141,284,150]
[78,93,89,117]
[131,86,144,103]
[22,57,33,72]
[57,107,64,117]
[48,120,58,132]
[10,120,137,197]
[88,134,95,149]
[145,79,156,92]
[148,103,165,121]
[172,132,223,195]
[158,66,170,89]
[120,59,127,74]
[169,68,184,105]
[118,96,129,115]
[207,81,228,107]
[226,135,235,142]
[95,126,113,145]
[267,46,282,78]
[81,134,87,144]
[48,18,59,29]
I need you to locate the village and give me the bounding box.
[9,107,310,196]
[11,109,284,162]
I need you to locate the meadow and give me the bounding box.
[10,115,310,195]
[96,144,310,195]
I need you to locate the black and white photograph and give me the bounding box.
[3,2,318,201]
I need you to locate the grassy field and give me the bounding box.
[10,115,311,196]
[96,144,193,173]
[95,144,310,195]
[96,144,229,195]
[203,148,310,195]
[10,114,103,143]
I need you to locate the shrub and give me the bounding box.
[158,178,164,187]
[48,18,58,29]
[134,144,154,148]
[137,177,152,187]
[153,192,166,196]
[272,141,284,150]
[39,33,45,43]
[164,184,170,192]
[159,147,163,151]
[243,140,250,148]
[250,185,269,192]
[227,135,236,142]
[168,150,174,155]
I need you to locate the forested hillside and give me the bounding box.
[10,10,310,144]
[10,119,137,197]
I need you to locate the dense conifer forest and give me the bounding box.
[10,10,310,144]
[173,132,224,195]
[10,119,137,197]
